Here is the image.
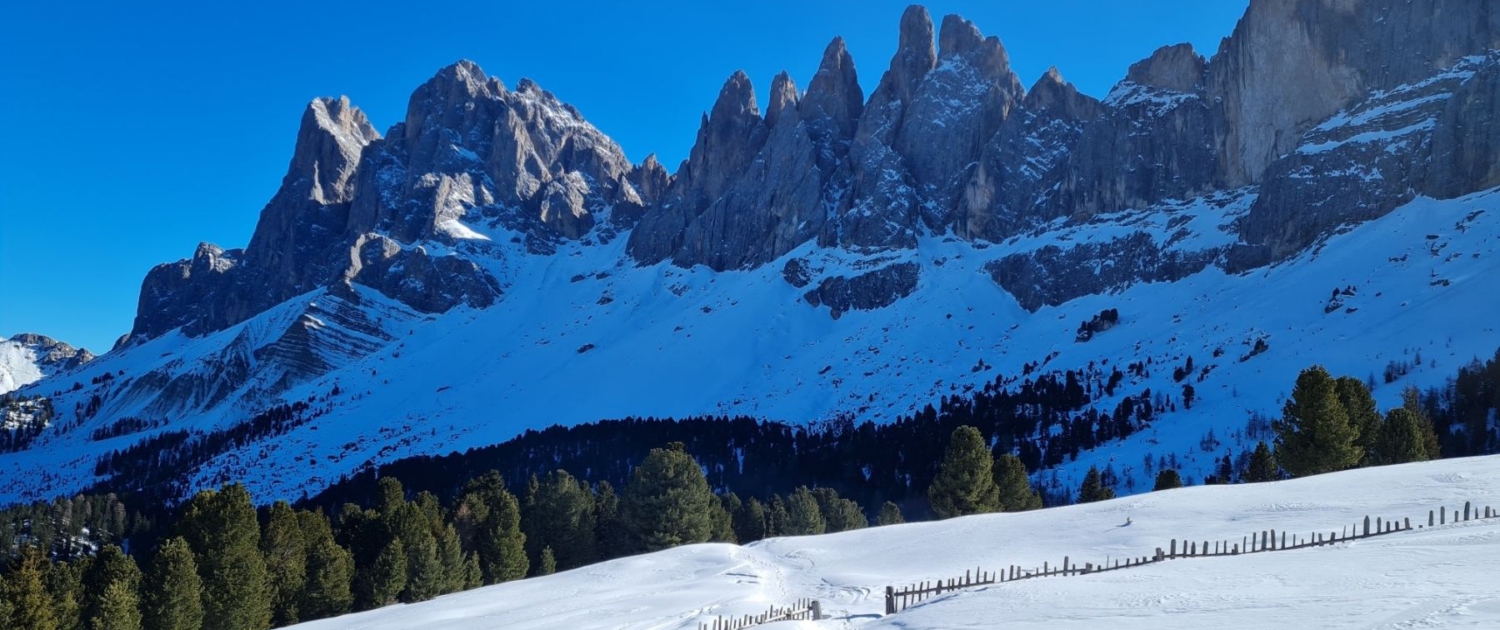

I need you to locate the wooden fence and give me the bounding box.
[885,500,1496,614]
[695,598,822,630]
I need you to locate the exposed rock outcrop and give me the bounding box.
[803,261,921,318]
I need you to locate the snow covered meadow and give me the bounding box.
[289,455,1500,630]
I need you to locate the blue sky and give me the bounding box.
[0,0,1248,352]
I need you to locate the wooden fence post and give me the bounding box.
[1441,506,1446,525]
[1464,501,1471,521]
[811,600,822,621]
[1363,515,1370,536]
[1170,539,1177,558]
[885,586,896,615]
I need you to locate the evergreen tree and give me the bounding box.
[765,495,789,538]
[369,538,406,607]
[1336,376,1382,464]
[434,523,466,595]
[81,545,140,630]
[398,520,444,603]
[592,481,628,561]
[621,443,715,552]
[537,547,556,576]
[299,517,353,621]
[1275,366,1362,476]
[523,471,597,571]
[993,453,1042,512]
[43,560,82,630]
[1077,466,1116,503]
[783,487,826,536]
[5,547,58,630]
[461,553,482,590]
[177,484,271,630]
[458,473,527,584]
[810,488,866,533]
[1153,469,1182,491]
[708,496,737,543]
[1244,441,1279,482]
[92,583,140,630]
[928,426,1001,518]
[260,502,307,626]
[143,537,203,630]
[876,502,905,526]
[1402,387,1444,460]
[732,497,767,543]
[1378,407,1432,464]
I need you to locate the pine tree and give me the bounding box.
[876,502,905,526]
[92,582,140,630]
[434,523,466,595]
[1378,407,1431,464]
[81,545,140,630]
[5,547,58,630]
[1402,387,1443,460]
[537,547,556,576]
[592,481,628,561]
[1335,376,1382,464]
[43,560,82,630]
[928,426,1000,518]
[810,488,866,533]
[398,521,444,603]
[1077,466,1116,503]
[783,487,826,536]
[458,473,528,584]
[732,497,767,543]
[143,537,203,630]
[177,484,271,630]
[523,471,597,571]
[622,443,715,552]
[369,538,406,607]
[1153,469,1183,491]
[260,502,306,626]
[1244,442,1279,482]
[1275,366,1363,477]
[298,511,352,620]
[765,495,789,538]
[708,496,737,543]
[461,553,482,590]
[993,453,1042,512]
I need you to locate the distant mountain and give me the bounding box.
[0,334,93,395]
[3,0,1498,505]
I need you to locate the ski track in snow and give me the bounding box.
[284,455,1500,630]
[2,188,1499,505]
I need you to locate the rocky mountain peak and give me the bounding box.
[1125,43,1205,93]
[1024,67,1101,119]
[766,72,800,128]
[883,5,938,104]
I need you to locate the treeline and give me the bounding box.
[0,442,914,630]
[306,368,1161,521]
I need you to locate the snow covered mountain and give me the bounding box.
[282,454,1500,629]
[3,0,1499,505]
[0,334,93,395]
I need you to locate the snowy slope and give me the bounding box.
[287,455,1500,630]
[3,186,1499,504]
[0,334,92,395]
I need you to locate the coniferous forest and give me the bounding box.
[2,349,1497,630]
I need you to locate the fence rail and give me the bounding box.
[885,500,1496,615]
[696,598,822,630]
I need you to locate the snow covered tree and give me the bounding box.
[783,487,825,536]
[622,443,715,552]
[928,426,1000,518]
[177,484,271,630]
[1275,366,1363,477]
[260,502,306,625]
[876,502,905,526]
[1244,442,1279,482]
[143,538,202,630]
[1153,469,1183,491]
[993,453,1042,512]
[1077,466,1116,503]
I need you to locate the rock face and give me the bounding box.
[127,2,1500,347]
[130,60,644,344]
[803,262,921,318]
